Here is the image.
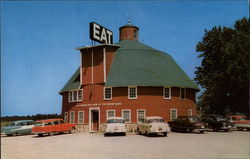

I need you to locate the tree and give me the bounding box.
[195,17,249,117]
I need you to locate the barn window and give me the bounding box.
[69,90,83,102]
[78,111,84,124]
[180,88,186,99]
[137,109,146,123]
[163,87,171,99]
[122,110,131,123]
[70,111,75,124]
[104,87,112,100]
[128,86,137,99]
[170,109,178,121]
[64,112,68,122]
[107,110,115,120]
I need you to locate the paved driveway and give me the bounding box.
[1,131,250,159]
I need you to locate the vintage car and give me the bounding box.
[1,120,35,136]
[137,116,170,136]
[32,118,76,137]
[168,116,208,133]
[201,114,233,132]
[226,115,250,131]
[104,117,126,136]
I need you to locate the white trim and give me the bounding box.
[64,112,68,123]
[89,107,100,132]
[180,88,186,99]
[80,52,83,85]
[70,111,75,124]
[122,109,131,123]
[170,109,178,121]
[91,49,94,84]
[78,111,84,124]
[188,109,192,116]
[104,87,112,100]
[128,86,137,99]
[137,109,146,123]
[103,47,106,83]
[106,110,116,120]
[163,87,171,99]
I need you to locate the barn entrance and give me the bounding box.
[89,108,100,132]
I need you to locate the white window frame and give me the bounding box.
[180,88,186,99]
[70,111,75,124]
[163,87,171,99]
[128,86,137,99]
[104,87,112,100]
[137,109,146,123]
[122,109,131,123]
[188,109,192,116]
[106,110,116,120]
[64,112,68,123]
[68,89,83,102]
[78,111,84,124]
[170,109,178,121]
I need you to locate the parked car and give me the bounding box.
[168,116,208,133]
[32,118,76,137]
[1,120,35,136]
[137,116,170,136]
[226,115,250,131]
[201,114,233,132]
[104,117,126,136]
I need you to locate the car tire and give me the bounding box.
[69,128,75,134]
[200,131,204,134]
[237,127,243,131]
[163,132,167,137]
[49,132,54,136]
[38,134,43,137]
[122,132,126,136]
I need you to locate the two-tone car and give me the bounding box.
[1,120,35,136]
[168,116,208,133]
[226,115,250,131]
[137,116,170,136]
[104,117,126,136]
[32,118,76,137]
[201,114,233,132]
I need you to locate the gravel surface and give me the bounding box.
[1,131,249,159]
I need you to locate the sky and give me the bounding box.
[1,1,248,116]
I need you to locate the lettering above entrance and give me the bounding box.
[90,22,113,44]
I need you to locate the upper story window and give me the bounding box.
[163,87,171,99]
[180,88,186,99]
[69,90,83,102]
[104,87,112,100]
[128,86,137,99]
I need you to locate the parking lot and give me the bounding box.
[1,131,249,159]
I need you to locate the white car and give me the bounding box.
[104,117,126,136]
[137,116,171,136]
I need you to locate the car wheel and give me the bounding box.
[186,128,191,133]
[69,128,75,134]
[237,127,243,131]
[163,132,167,137]
[200,131,204,134]
[122,132,126,136]
[38,134,43,137]
[49,132,54,136]
[224,129,229,132]
[213,127,219,132]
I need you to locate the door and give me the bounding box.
[91,110,99,131]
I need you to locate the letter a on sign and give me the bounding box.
[90,22,113,44]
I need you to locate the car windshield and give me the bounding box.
[35,122,43,126]
[188,117,201,122]
[9,122,15,126]
[147,119,164,123]
[107,119,124,123]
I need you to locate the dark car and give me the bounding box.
[168,116,208,133]
[201,114,233,132]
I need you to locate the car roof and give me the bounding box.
[146,116,163,120]
[107,117,124,120]
[36,118,63,123]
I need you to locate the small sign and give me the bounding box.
[90,22,113,44]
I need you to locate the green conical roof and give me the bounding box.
[105,40,198,90]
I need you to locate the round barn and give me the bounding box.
[59,23,199,132]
